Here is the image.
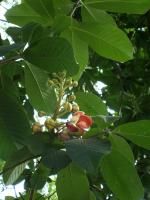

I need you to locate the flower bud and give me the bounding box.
[52,72,57,77]
[32,122,42,133]
[58,71,66,78]
[52,79,59,84]
[45,118,56,130]
[63,102,72,112]
[72,81,78,87]
[38,111,46,117]
[48,80,54,86]
[65,78,72,87]
[72,104,80,112]
[68,95,76,101]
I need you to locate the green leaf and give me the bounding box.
[65,138,110,174]
[82,5,116,26]
[85,0,150,14]
[61,19,89,80]
[24,63,57,114]
[72,22,133,62]
[114,120,150,150]
[90,192,96,200]
[101,134,144,200]
[6,27,22,43]
[76,92,107,116]
[24,0,55,18]
[23,37,79,75]
[56,163,91,200]
[41,148,71,171]
[0,74,19,97]
[30,163,49,190]
[5,3,49,26]
[62,21,88,67]
[22,22,45,45]
[53,0,73,15]
[0,43,24,56]
[3,147,34,185]
[0,91,31,160]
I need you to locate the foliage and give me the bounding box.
[0,0,150,199]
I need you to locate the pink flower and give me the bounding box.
[66,111,93,133]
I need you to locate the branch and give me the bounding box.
[0,154,40,176]
[29,189,35,200]
[0,55,21,66]
[69,0,81,17]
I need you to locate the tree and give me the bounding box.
[0,0,150,199]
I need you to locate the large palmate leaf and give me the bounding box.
[24,63,57,114]
[5,3,49,26]
[76,92,107,116]
[3,147,34,185]
[85,0,150,14]
[101,134,144,200]
[56,163,91,200]
[65,138,110,173]
[72,22,133,62]
[0,91,31,160]
[114,120,150,150]
[23,37,79,75]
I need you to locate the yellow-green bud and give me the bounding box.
[45,118,56,130]
[72,104,80,112]
[72,81,78,87]
[68,95,76,101]
[58,71,66,78]
[32,122,42,133]
[63,102,72,112]
[38,111,46,117]
[52,79,59,84]
[52,73,57,77]
[65,78,72,87]
[48,80,54,86]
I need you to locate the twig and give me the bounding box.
[29,189,35,200]
[47,191,56,200]
[0,55,21,66]
[0,154,40,176]
[19,192,25,200]
[52,85,65,120]
[69,0,81,17]
[0,19,8,23]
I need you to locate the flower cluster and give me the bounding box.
[31,71,93,141]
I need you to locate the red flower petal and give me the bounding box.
[77,115,93,127]
[66,122,78,132]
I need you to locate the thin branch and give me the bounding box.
[29,189,35,200]
[48,191,56,200]
[19,192,25,200]
[0,19,8,23]
[0,55,21,66]
[0,154,40,176]
[69,0,81,17]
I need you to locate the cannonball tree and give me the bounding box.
[0,0,150,199]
